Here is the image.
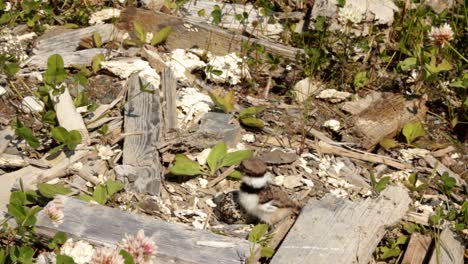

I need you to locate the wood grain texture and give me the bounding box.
[118,7,301,60]
[35,196,251,264]
[428,228,464,264]
[119,73,161,195]
[401,233,432,264]
[271,186,411,264]
[24,48,109,69]
[161,67,178,131]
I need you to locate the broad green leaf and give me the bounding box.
[23,207,41,227]
[77,193,95,202]
[380,247,400,260]
[211,6,222,25]
[375,176,390,193]
[49,143,66,155]
[51,126,69,143]
[106,180,124,196]
[133,21,146,42]
[18,246,34,264]
[9,191,27,207]
[240,117,264,129]
[4,63,19,77]
[208,91,234,113]
[56,255,75,264]
[221,150,253,167]
[52,231,68,244]
[227,170,242,180]
[0,249,5,264]
[248,224,269,242]
[379,138,398,149]
[395,235,408,245]
[198,9,206,17]
[150,26,172,46]
[239,106,266,118]
[260,246,275,258]
[398,57,417,72]
[119,249,134,264]
[37,183,72,198]
[169,155,202,176]
[402,121,426,144]
[353,71,368,90]
[93,32,102,48]
[92,54,104,73]
[207,142,228,174]
[15,126,40,149]
[8,203,26,224]
[93,185,108,205]
[44,54,66,85]
[408,173,417,186]
[66,130,82,150]
[64,23,79,29]
[42,111,57,126]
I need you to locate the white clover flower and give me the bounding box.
[61,239,95,264]
[91,247,125,264]
[338,5,363,24]
[4,2,11,12]
[120,230,157,264]
[44,198,64,227]
[97,145,114,160]
[429,23,454,47]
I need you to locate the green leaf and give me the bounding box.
[395,235,408,245]
[398,57,417,72]
[353,71,368,90]
[44,54,66,85]
[106,180,124,197]
[49,143,66,155]
[93,32,102,48]
[8,203,26,224]
[92,54,104,73]
[119,249,134,264]
[198,9,206,17]
[77,193,95,202]
[56,255,75,264]
[52,231,68,244]
[239,106,266,118]
[23,207,41,227]
[425,58,452,74]
[18,246,34,264]
[0,249,5,264]
[150,26,172,46]
[380,247,400,260]
[221,150,253,167]
[402,121,426,144]
[66,130,82,150]
[133,21,146,43]
[211,6,222,25]
[4,63,19,77]
[42,111,57,126]
[408,173,417,187]
[240,117,264,129]
[227,170,242,180]
[9,191,27,207]
[37,183,72,198]
[64,23,79,29]
[93,185,108,205]
[15,126,40,149]
[379,138,398,149]
[169,154,202,176]
[51,126,69,143]
[260,246,275,258]
[375,176,390,193]
[207,142,228,174]
[248,224,269,242]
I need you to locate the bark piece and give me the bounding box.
[271,186,411,264]
[342,92,427,150]
[116,73,162,195]
[35,195,251,264]
[260,149,299,164]
[401,233,432,264]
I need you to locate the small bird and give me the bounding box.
[238,158,301,225]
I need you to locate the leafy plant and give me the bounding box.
[150,26,172,46]
[247,224,274,264]
[77,180,124,205]
[402,121,426,144]
[13,118,40,149]
[374,235,408,260]
[50,127,82,153]
[239,106,266,129]
[370,173,390,194]
[403,172,428,193]
[208,90,235,113]
[437,172,456,196]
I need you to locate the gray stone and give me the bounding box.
[198,112,241,147]
[260,149,299,164]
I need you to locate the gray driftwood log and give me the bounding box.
[35,196,251,264]
[428,228,464,264]
[115,73,161,195]
[271,186,411,264]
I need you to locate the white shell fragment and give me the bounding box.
[323,119,341,132]
[166,49,206,82]
[176,87,213,124]
[89,8,121,25]
[100,58,160,88]
[316,89,352,103]
[21,96,45,113]
[205,53,248,85]
[242,133,255,143]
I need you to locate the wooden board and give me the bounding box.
[24,48,109,69]
[118,7,301,60]
[428,228,464,264]
[117,73,162,195]
[401,233,432,264]
[161,67,178,132]
[271,186,411,264]
[35,196,251,264]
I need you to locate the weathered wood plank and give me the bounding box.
[116,73,161,195]
[271,186,411,264]
[424,155,466,187]
[401,233,432,264]
[161,67,178,131]
[428,228,464,264]
[118,7,301,60]
[23,48,109,69]
[34,24,115,54]
[35,196,250,264]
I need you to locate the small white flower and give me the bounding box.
[429,23,454,47]
[338,5,363,24]
[91,247,125,264]
[61,239,95,264]
[97,145,114,160]
[4,2,11,12]
[44,198,64,227]
[120,230,157,264]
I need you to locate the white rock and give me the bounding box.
[100,58,160,88]
[198,178,209,189]
[323,119,341,132]
[166,49,206,82]
[177,87,213,123]
[399,148,429,162]
[205,53,248,85]
[242,133,255,143]
[21,96,45,113]
[17,32,37,42]
[330,188,349,198]
[282,175,303,189]
[89,8,121,25]
[316,89,352,103]
[297,157,313,174]
[293,78,323,103]
[301,178,315,188]
[205,198,217,208]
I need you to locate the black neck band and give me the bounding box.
[240,183,265,194]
